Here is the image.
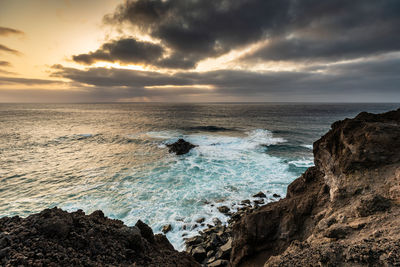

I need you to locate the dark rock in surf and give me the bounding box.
[162,224,172,234]
[253,191,267,198]
[167,139,197,155]
[188,126,231,132]
[218,206,230,215]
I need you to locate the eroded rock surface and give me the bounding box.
[230,108,400,266]
[0,208,199,266]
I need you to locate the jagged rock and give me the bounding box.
[218,206,230,214]
[162,224,172,234]
[135,219,155,243]
[215,238,232,260]
[213,217,222,225]
[231,109,400,267]
[253,191,266,198]
[272,193,281,198]
[167,139,197,155]
[192,246,206,262]
[196,217,205,223]
[253,199,264,205]
[208,259,229,266]
[356,194,391,217]
[241,199,251,205]
[0,207,199,266]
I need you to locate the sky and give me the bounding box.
[0,0,399,103]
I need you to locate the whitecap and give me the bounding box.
[289,158,314,168]
[301,144,313,149]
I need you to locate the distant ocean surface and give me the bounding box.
[0,103,398,249]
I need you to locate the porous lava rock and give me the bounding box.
[230,108,400,266]
[0,208,199,266]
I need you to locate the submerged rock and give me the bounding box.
[167,139,197,155]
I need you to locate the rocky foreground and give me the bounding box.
[0,209,199,266]
[1,108,400,266]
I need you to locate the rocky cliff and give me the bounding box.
[231,108,400,266]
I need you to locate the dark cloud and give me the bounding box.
[52,55,400,102]
[73,38,164,65]
[0,44,20,55]
[0,76,62,85]
[95,0,400,68]
[0,26,24,36]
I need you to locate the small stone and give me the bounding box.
[253,191,266,198]
[162,224,172,234]
[273,193,281,198]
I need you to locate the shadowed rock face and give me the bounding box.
[167,139,197,155]
[231,108,400,267]
[0,208,199,266]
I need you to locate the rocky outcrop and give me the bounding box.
[230,108,400,266]
[0,208,199,266]
[167,139,197,155]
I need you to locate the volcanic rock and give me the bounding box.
[217,206,230,214]
[162,224,172,234]
[230,108,400,266]
[253,191,266,198]
[167,139,197,155]
[0,208,199,266]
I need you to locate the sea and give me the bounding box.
[0,103,398,249]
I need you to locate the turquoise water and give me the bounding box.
[0,103,398,249]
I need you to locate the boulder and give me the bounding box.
[167,139,197,155]
[253,191,266,198]
[218,206,230,214]
[191,246,206,263]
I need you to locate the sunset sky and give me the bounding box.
[0,0,399,102]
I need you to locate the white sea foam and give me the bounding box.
[61,129,295,251]
[289,158,314,168]
[301,144,313,149]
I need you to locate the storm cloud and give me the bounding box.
[53,54,400,101]
[69,0,400,68]
[73,38,164,65]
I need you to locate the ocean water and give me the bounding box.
[0,103,398,249]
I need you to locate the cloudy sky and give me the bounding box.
[0,0,399,102]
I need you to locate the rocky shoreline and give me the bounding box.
[1,108,400,266]
[183,192,281,266]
